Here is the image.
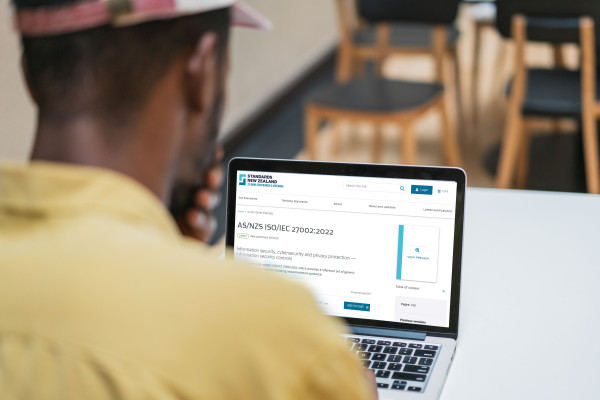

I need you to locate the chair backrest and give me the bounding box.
[334,0,360,40]
[357,0,459,25]
[332,0,456,83]
[496,0,600,44]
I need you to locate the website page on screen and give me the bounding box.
[233,170,457,328]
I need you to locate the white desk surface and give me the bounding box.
[441,188,600,399]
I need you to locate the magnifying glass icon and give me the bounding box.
[400,186,405,191]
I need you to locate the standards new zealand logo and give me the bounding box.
[242,173,284,188]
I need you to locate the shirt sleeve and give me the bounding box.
[289,340,377,400]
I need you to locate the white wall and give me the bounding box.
[0,1,36,160]
[0,1,337,160]
[222,0,337,139]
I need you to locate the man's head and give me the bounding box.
[13,0,268,213]
[21,9,231,131]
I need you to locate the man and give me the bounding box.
[0,1,375,398]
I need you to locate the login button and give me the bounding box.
[411,185,433,195]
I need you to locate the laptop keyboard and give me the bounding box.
[344,335,441,393]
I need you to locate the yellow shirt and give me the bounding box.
[0,162,373,400]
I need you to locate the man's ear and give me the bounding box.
[21,54,39,105]
[185,32,218,114]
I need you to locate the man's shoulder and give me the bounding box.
[79,234,356,391]
[85,228,333,335]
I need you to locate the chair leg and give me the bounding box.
[451,46,465,139]
[551,119,561,135]
[375,23,391,77]
[439,99,463,167]
[495,97,523,188]
[401,122,417,165]
[472,21,482,130]
[515,120,530,189]
[372,124,383,163]
[434,26,461,161]
[493,40,509,128]
[330,121,343,155]
[579,17,600,193]
[353,57,366,78]
[552,45,564,135]
[553,44,564,68]
[305,106,321,160]
[582,114,600,194]
[336,47,354,83]
[497,15,528,188]
[374,57,385,77]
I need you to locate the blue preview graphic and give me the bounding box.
[396,224,440,283]
[239,174,246,185]
[397,225,404,280]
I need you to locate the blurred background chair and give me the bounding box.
[335,0,461,86]
[467,0,564,133]
[467,0,500,129]
[469,0,568,133]
[305,0,462,166]
[494,0,600,193]
[335,0,464,132]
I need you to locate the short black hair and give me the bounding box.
[21,8,231,126]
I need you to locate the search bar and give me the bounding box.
[344,182,408,193]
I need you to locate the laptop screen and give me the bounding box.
[226,159,464,334]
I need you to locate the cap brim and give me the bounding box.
[231,1,272,30]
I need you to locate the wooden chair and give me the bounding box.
[467,0,568,139]
[332,1,465,139]
[335,0,461,88]
[495,5,600,193]
[305,0,463,166]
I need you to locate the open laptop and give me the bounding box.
[225,158,465,399]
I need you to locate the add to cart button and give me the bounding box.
[411,185,433,195]
[344,301,371,312]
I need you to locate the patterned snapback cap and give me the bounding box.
[12,0,272,36]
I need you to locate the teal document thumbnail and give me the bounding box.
[396,225,404,280]
[395,224,440,283]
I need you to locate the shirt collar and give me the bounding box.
[0,161,180,238]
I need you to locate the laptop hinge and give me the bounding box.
[350,326,427,341]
